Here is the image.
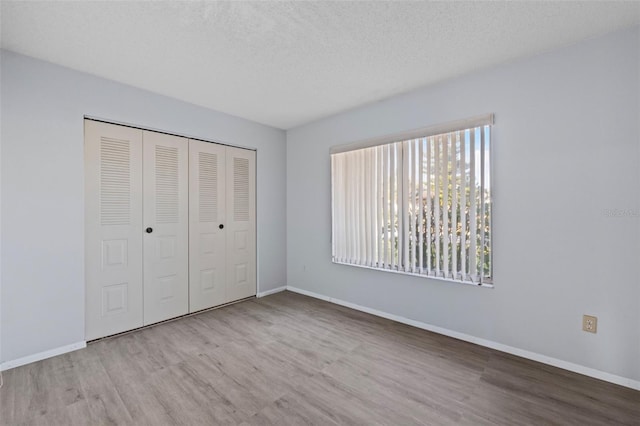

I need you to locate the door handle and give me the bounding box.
[219,224,224,229]
[146,227,153,233]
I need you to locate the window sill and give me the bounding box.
[332,260,494,289]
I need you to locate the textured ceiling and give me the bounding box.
[2,1,639,129]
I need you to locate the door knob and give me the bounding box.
[146,227,153,233]
[219,224,224,229]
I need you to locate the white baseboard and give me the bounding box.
[257,285,287,298]
[0,341,86,372]
[286,286,640,391]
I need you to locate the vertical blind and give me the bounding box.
[331,119,492,285]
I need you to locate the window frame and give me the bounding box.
[330,114,494,288]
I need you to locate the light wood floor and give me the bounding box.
[1,291,638,425]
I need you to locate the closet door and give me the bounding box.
[85,120,143,340]
[142,131,189,325]
[226,147,256,302]
[188,140,227,312]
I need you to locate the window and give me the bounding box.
[331,115,493,286]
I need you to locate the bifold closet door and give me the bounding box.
[188,140,227,312]
[189,143,256,310]
[85,120,143,340]
[226,147,256,302]
[142,131,189,325]
[87,121,252,338]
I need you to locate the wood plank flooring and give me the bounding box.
[1,291,638,425]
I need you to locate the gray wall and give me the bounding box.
[287,27,640,381]
[0,50,287,364]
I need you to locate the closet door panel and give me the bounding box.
[226,147,256,302]
[188,140,227,312]
[143,131,189,325]
[85,120,143,340]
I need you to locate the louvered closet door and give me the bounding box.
[188,140,227,312]
[142,131,189,325]
[85,120,143,340]
[226,147,256,302]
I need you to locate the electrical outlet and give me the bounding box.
[582,315,597,333]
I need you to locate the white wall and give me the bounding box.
[287,27,640,383]
[0,50,287,365]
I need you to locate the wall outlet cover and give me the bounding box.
[582,315,598,333]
